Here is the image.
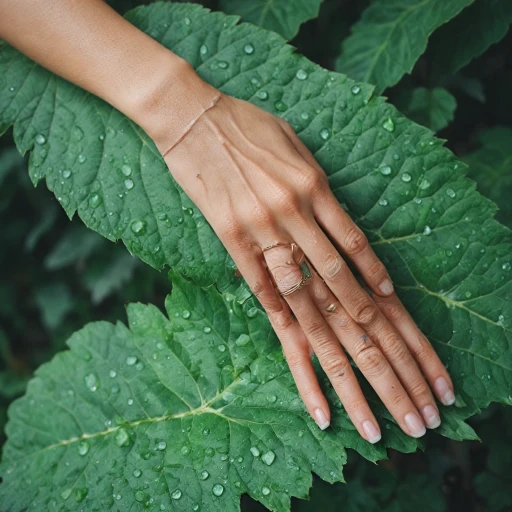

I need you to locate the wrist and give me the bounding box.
[124,50,221,152]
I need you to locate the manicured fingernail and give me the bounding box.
[362,420,381,444]
[314,408,330,430]
[379,279,394,296]
[434,377,455,405]
[404,412,426,438]
[422,405,441,429]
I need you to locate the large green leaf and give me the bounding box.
[0,1,511,497]
[430,0,512,79]
[464,127,512,228]
[395,88,457,132]
[335,0,474,94]
[0,274,430,511]
[219,0,323,40]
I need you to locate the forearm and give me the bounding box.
[0,0,219,148]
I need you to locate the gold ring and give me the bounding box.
[326,303,337,312]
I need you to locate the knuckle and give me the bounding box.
[249,206,274,230]
[305,319,328,340]
[344,228,368,255]
[383,303,403,322]
[407,379,431,400]
[356,346,387,377]
[353,301,379,326]
[322,354,350,378]
[219,220,243,241]
[272,189,301,215]
[301,169,326,194]
[271,265,302,292]
[389,390,408,408]
[410,335,434,364]
[366,259,386,280]
[323,254,345,282]
[286,350,305,371]
[272,309,294,331]
[383,337,410,364]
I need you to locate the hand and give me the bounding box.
[158,91,455,443]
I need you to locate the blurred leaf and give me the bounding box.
[83,250,140,304]
[451,75,486,103]
[24,203,58,252]
[219,0,323,40]
[336,0,474,94]
[34,282,73,330]
[431,0,512,79]
[44,224,104,270]
[396,88,457,132]
[464,127,512,227]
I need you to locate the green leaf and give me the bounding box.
[0,0,511,486]
[219,0,323,40]
[336,0,474,94]
[464,127,512,228]
[34,282,74,330]
[395,88,457,132]
[1,274,432,511]
[430,0,512,79]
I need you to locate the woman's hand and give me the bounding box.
[156,91,456,443]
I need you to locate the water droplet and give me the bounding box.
[77,441,90,456]
[182,310,191,319]
[446,188,456,199]
[120,164,132,177]
[60,489,72,501]
[135,362,144,371]
[109,370,117,378]
[171,490,182,500]
[205,447,215,457]
[378,198,388,206]
[192,505,199,511]
[498,314,505,324]
[275,101,288,112]
[126,356,137,366]
[157,441,167,451]
[135,491,148,502]
[465,291,472,299]
[85,373,99,392]
[419,179,430,190]
[262,486,271,496]
[127,398,134,406]
[133,469,142,478]
[203,428,210,436]
[296,69,308,80]
[115,428,130,447]
[401,173,412,183]
[300,112,309,120]
[124,179,134,190]
[257,91,268,100]
[130,220,146,235]
[393,153,400,160]
[423,225,432,235]
[261,450,276,466]
[62,169,71,179]
[203,326,212,334]
[382,118,395,132]
[266,394,277,403]
[184,17,191,25]
[379,165,392,176]
[244,43,254,54]
[218,344,226,352]
[35,133,46,145]
[250,446,260,457]
[502,262,511,271]
[236,334,250,346]
[212,484,224,497]
[89,193,102,209]
[237,456,244,463]
[351,85,361,95]
[78,154,86,164]
[246,307,258,318]
[319,128,330,140]
[200,470,209,480]
[200,45,208,55]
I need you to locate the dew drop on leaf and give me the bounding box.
[78,154,86,164]
[133,469,142,478]
[157,441,167,451]
[78,441,90,456]
[250,446,260,457]
[62,169,71,179]
[382,118,395,132]
[419,179,430,190]
[446,188,456,198]
[378,198,388,206]
[200,470,209,480]
[74,488,88,503]
[401,173,412,183]
[261,450,276,466]
[205,447,214,457]
[127,398,134,406]
[351,85,361,95]
[203,326,212,334]
[182,310,191,319]
[114,428,130,447]
[171,490,182,500]
[124,179,134,190]
[218,61,229,69]
[257,91,268,100]
[212,484,224,497]
[126,356,137,366]
[423,225,432,235]
[379,165,392,176]
[34,133,46,145]
[246,307,258,318]
[319,128,330,140]
[266,394,277,403]
[217,344,226,352]
[130,220,146,235]
[60,489,72,501]
[135,491,147,502]
[296,69,308,80]
[109,370,116,378]
[203,428,210,436]
[236,334,250,346]
[502,262,511,271]
[89,193,102,209]
[200,45,208,55]
[85,373,99,392]
[244,43,254,54]
[274,101,288,112]
[262,486,271,496]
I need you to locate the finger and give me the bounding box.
[291,221,439,429]
[263,245,382,443]
[228,242,331,430]
[373,293,455,406]
[306,264,428,438]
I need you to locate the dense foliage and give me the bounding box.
[0,0,511,511]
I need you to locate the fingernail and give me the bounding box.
[362,420,381,444]
[422,405,441,429]
[434,377,455,405]
[379,278,394,296]
[404,412,426,438]
[314,408,330,430]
